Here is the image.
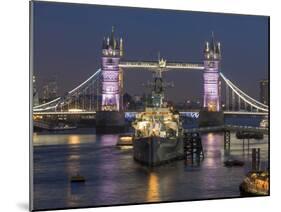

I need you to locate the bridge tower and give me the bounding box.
[199,33,224,127]
[96,27,125,133]
[100,26,123,111]
[33,75,39,106]
[203,32,221,112]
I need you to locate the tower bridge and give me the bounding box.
[33,27,268,129]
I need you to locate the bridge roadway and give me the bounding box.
[33,111,96,115]
[184,124,268,134]
[119,61,205,70]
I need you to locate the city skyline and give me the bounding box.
[33,1,268,103]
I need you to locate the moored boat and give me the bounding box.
[260,117,268,128]
[34,120,77,132]
[239,171,269,196]
[224,159,244,167]
[117,134,133,146]
[70,173,86,183]
[236,131,264,140]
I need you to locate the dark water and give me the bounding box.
[183,116,264,128]
[33,117,268,210]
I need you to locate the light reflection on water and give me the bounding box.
[68,135,80,145]
[33,133,97,146]
[33,128,268,210]
[147,172,160,202]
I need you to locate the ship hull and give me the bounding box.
[133,136,184,166]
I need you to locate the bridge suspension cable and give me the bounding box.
[224,76,268,109]
[33,69,101,112]
[68,69,101,94]
[220,73,268,112]
[33,97,61,109]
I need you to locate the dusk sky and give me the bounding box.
[33,1,268,103]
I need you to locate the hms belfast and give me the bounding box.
[132,59,184,166]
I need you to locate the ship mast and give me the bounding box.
[145,57,173,108]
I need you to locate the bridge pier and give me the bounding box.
[224,130,231,149]
[183,132,204,166]
[242,138,251,155]
[96,111,125,134]
[198,110,224,127]
[242,138,251,157]
[252,148,261,171]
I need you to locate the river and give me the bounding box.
[32,117,268,210]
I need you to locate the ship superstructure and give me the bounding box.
[133,107,181,139]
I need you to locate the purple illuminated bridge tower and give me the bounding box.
[203,32,221,111]
[96,27,125,133]
[101,26,123,111]
[199,33,224,126]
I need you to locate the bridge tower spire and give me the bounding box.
[203,32,221,111]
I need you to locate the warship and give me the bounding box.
[132,59,184,166]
